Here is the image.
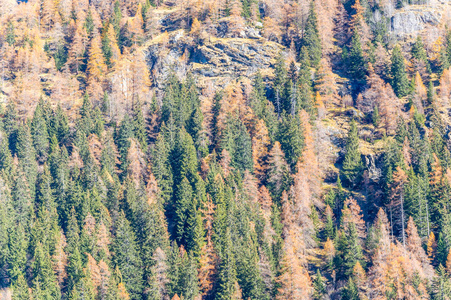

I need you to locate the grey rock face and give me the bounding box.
[391,8,441,35]
[146,32,283,90]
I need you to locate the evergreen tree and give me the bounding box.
[215,229,238,300]
[31,100,49,161]
[313,269,326,300]
[80,93,95,134]
[277,114,304,169]
[132,99,147,151]
[174,177,196,248]
[151,132,173,205]
[7,224,27,281]
[112,212,144,299]
[116,114,135,174]
[12,172,33,227]
[302,2,322,67]
[391,45,410,97]
[341,120,363,187]
[12,273,30,300]
[16,124,37,197]
[235,235,266,299]
[31,243,61,299]
[342,278,359,300]
[220,118,253,174]
[334,222,364,279]
[6,21,15,46]
[50,105,69,145]
[297,49,316,117]
[346,29,367,80]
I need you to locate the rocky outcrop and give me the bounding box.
[391,6,442,35]
[190,38,281,77]
[145,30,283,90]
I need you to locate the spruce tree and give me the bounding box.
[7,224,27,281]
[50,104,69,145]
[174,177,195,248]
[302,2,322,67]
[32,243,61,299]
[116,114,135,174]
[112,212,144,299]
[347,29,367,80]
[16,124,37,197]
[151,132,173,205]
[0,130,15,183]
[80,93,95,134]
[334,222,364,279]
[12,274,30,300]
[215,228,238,300]
[391,44,410,97]
[277,114,304,169]
[342,278,359,300]
[132,99,147,151]
[31,100,49,161]
[341,120,363,187]
[298,49,316,117]
[313,269,326,300]
[179,254,200,299]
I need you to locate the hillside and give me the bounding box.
[2,0,451,299]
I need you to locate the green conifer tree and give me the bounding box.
[112,212,144,299]
[132,99,147,151]
[313,269,326,300]
[31,100,49,161]
[346,30,367,80]
[16,124,37,197]
[391,44,410,97]
[341,120,363,187]
[32,243,61,299]
[12,273,30,300]
[302,2,322,67]
[215,228,238,300]
[277,114,304,169]
[342,278,359,300]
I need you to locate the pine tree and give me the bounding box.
[179,253,200,299]
[391,44,410,97]
[87,30,107,80]
[12,171,33,228]
[341,120,363,187]
[302,2,322,67]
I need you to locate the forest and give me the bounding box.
[2,0,451,299]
